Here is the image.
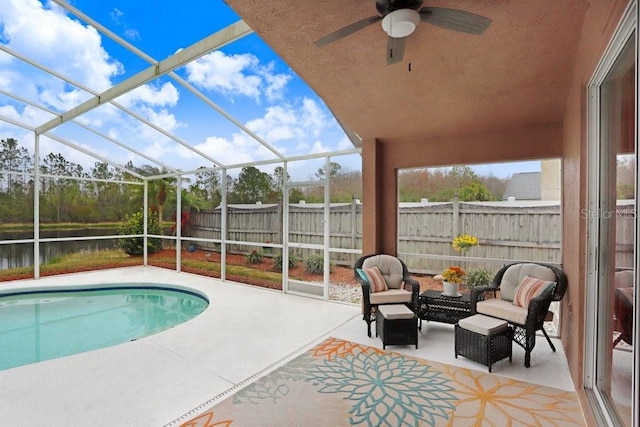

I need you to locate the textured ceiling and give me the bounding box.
[226,0,589,144]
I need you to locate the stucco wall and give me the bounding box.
[361,2,632,424]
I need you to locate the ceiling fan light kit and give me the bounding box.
[382,9,420,38]
[314,0,491,65]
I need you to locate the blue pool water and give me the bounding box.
[0,285,208,371]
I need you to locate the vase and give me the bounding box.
[442,281,460,297]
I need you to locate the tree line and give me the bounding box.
[3,137,550,225]
[0,138,362,225]
[398,166,507,202]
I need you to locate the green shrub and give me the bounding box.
[465,267,494,289]
[304,254,333,274]
[272,253,299,272]
[118,209,162,255]
[246,250,263,264]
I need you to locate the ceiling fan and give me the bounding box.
[314,0,492,65]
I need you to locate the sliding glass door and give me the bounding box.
[587,6,637,425]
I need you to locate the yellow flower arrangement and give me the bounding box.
[442,266,466,284]
[452,234,479,252]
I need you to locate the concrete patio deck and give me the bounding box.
[0,266,575,426]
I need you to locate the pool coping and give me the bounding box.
[0,266,361,426]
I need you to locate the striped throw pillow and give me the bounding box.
[513,275,555,309]
[362,266,388,293]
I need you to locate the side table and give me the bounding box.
[418,290,479,326]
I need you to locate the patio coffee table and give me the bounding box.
[417,290,478,326]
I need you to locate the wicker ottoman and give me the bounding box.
[376,304,418,349]
[455,314,512,372]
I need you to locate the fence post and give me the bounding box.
[452,196,460,242]
[351,197,357,250]
[276,199,283,244]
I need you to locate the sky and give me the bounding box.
[0,0,537,181]
[0,0,357,180]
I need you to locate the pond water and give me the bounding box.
[0,229,119,269]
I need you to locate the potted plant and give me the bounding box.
[465,267,494,290]
[440,266,466,297]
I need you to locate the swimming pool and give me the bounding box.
[0,285,209,371]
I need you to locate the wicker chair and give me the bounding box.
[354,254,420,337]
[470,262,567,368]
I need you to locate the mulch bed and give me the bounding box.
[151,249,446,293]
[1,248,447,294]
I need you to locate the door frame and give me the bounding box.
[281,159,331,299]
[585,2,638,425]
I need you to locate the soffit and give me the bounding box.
[226,0,589,144]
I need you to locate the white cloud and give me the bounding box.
[184,51,291,103]
[0,105,22,123]
[124,28,140,41]
[0,103,59,129]
[0,0,123,91]
[299,98,327,137]
[181,97,342,169]
[74,83,184,147]
[246,106,299,142]
[110,8,124,21]
[258,62,291,102]
[244,97,330,150]
[185,51,261,100]
[140,107,181,134]
[39,85,93,113]
[110,7,140,41]
[118,82,180,108]
[337,135,354,150]
[309,140,331,154]
[188,133,274,167]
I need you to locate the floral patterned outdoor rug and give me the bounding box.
[179,337,584,426]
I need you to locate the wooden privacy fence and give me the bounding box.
[189,202,361,265]
[188,200,635,274]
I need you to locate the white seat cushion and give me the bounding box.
[378,304,415,320]
[369,288,412,305]
[476,299,528,325]
[459,314,508,336]
[499,263,557,302]
[362,255,404,289]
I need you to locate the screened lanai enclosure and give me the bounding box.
[0,1,366,300]
[0,1,568,301]
[1,1,568,302]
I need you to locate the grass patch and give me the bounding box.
[150,256,283,282]
[0,249,139,282]
[56,248,133,263]
[0,248,283,287]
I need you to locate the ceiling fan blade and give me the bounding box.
[314,16,382,47]
[419,7,491,35]
[387,36,406,65]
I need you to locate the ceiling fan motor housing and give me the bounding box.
[376,0,424,16]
